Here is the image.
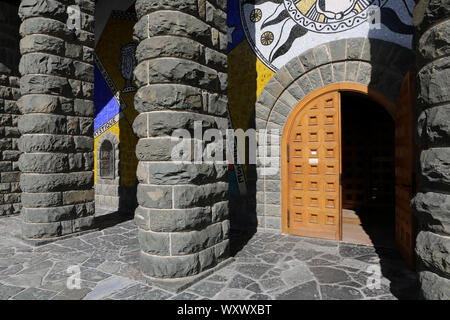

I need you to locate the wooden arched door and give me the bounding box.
[282,89,342,240]
[282,83,417,262]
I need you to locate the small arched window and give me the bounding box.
[99,140,114,179]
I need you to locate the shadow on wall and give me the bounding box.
[359,11,420,299]
[0,0,21,217]
[93,4,139,226]
[94,127,137,228]
[227,1,259,242]
[230,0,421,297]
[340,91,419,299]
[94,63,138,221]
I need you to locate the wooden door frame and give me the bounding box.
[281,83,397,238]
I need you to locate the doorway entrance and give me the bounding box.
[341,92,395,247]
[281,81,417,267]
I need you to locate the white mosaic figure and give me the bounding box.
[309,0,371,21]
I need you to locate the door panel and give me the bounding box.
[282,82,416,259]
[395,72,417,268]
[286,91,341,240]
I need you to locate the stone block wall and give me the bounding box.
[95,131,121,212]
[17,0,95,244]
[133,0,230,280]
[0,2,21,217]
[412,0,450,300]
[94,130,137,214]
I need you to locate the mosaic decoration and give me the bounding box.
[94,8,139,187]
[239,0,414,71]
[227,0,414,192]
[284,0,381,33]
[94,53,126,135]
[120,43,137,94]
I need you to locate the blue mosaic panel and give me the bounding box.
[227,0,245,53]
[94,65,121,131]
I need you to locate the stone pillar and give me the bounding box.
[17,0,95,244]
[133,0,230,287]
[0,2,21,217]
[412,0,450,300]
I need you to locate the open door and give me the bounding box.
[284,90,342,240]
[395,72,417,268]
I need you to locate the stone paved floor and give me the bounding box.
[0,215,420,300]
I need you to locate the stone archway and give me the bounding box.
[254,38,415,232]
[279,82,397,238]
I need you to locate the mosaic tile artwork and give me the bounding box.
[227,0,414,127]
[226,0,414,190]
[238,0,414,71]
[94,8,139,187]
[92,0,416,195]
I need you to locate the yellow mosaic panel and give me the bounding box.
[93,119,138,187]
[95,16,138,188]
[228,40,274,132]
[96,17,138,123]
[94,123,119,185]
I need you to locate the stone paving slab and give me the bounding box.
[0,216,419,300]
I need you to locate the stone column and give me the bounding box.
[133,0,230,288]
[17,0,95,244]
[412,0,450,300]
[0,1,21,217]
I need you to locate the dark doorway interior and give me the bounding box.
[341,92,396,248]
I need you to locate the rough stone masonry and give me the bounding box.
[0,0,447,300]
[132,0,231,283]
[17,0,96,244]
[413,0,450,300]
[0,2,21,217]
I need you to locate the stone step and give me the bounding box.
[342,209,361,225]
